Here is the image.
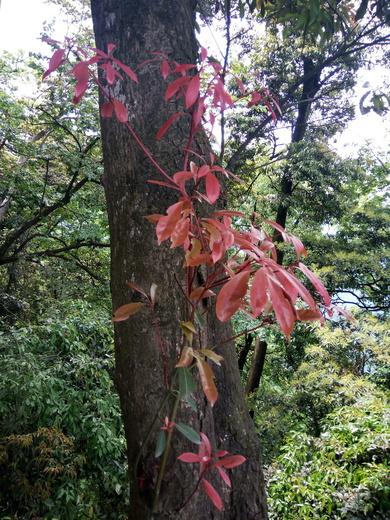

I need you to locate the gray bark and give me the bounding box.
[90,1,268,518]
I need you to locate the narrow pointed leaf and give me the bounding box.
[112,99,128,123]
[176,423,201,444]
[177,367,196,398]
[298,262,331,306]
[202,479,224,511]
[177,452,202,463]
[216,270,250,322]
[250,268,268,317]
[112,302,144,322]
[155,430,166,458]
[267,276,295,337]
[205,173,221,204]
[197,360,218,407]
[185,74,200,108]
[217,455,246,469]
[156,112,183,140]
[43,48,65,79]
[217,466,231,487]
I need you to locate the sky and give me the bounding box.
[0,0,389,158]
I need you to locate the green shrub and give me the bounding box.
[267,396,390,519]
[0,301,128,519]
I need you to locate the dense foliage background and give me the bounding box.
[0,0,388,518]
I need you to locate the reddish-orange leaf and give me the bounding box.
[156,201,184,244]
[156,112,183,140]
[189,286,216,301]
[185,74,200,109]
[176,346,194,368]
[161,59,170,80]
[197,164,210,178]
[250,268,268,317]
[165,76,190,101]
[297,308,323,322]
[197,360,218,407]
[112,99,128,123]
[216,270,250,322]
[113,58,138,83]
[202,479,223,511]
[170,217,190,248]
[205,173,220,204]
[112,302,144,322]
[43,48,65,79]
[101,102,113,118]
[298,262,331,306]
[144,214,163,224]
[213,210,245,218]
[217,455,246,469]
[267,276,296,337]
[211,240,224,264]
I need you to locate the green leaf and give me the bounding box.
[175,422,201,444]
[155,430,166,458]
[177,367,196,398]
[183,394,197,412]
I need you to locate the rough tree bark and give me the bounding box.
[90,1,267,519]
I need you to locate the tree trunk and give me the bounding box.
[274,56,321,264]
[90,1,267,519]
[245,339,267,396]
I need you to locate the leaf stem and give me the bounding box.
[151,386,181,514]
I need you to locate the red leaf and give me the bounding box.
[72,61,89,104]
[217,455,246,469]
[289,234,307,258]
[165,76,190,101]
[156,201,184,244]
[205,173,221,204]
[275,268,316,309]
[267,276,296,337]
[156,112,183,140]
[112,302,144,322]
[211,240,224,264]
[112,99,128,123]
[174,63,196,75]
[202,479,223,511]
[170,217,190,248]
[199,433,212,459]
[197,164,210,178]
[192,98,205,129]
[297,263,331,306]
[101,102,114,118]
[197,360,218,407]
[105,62,116,85]
[213,210,245,218]
[173,171,194,187]
[296,309,323,322]
[43,48,65,79]
[250,268,268,317]
[161,59,170,80]
[200,47,208,62]
[185,74,200,109]
[216,270,250,322]
[217,466,231,487]
[177,452,202,463]
[113,58,138,82]
[247,91,262,107]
